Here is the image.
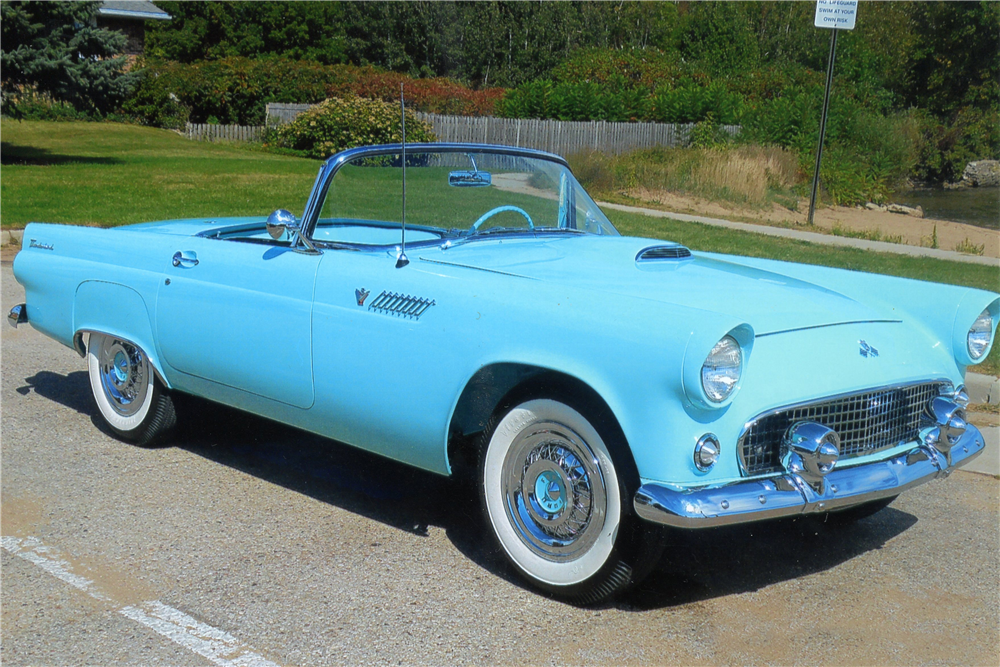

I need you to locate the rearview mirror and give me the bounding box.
[449,170,492,188]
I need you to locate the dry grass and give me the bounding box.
[569,145,801,209]
[689,146,799,204]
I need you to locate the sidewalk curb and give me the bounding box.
[967,372,1000,405]
[599,201,999,267]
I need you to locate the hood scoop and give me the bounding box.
[636,244,692,262]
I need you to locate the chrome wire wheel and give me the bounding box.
[482,398,622,589]
[97,336,150,417]
[501,420,607,562]
[87,332,175,446]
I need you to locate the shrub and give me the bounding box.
[911,107,1000,183]
[119,72,190,129]
[550,48,683,91]
[1,86,91,121]
[273,96,436,159]
[327,69,504,117]
[126,57,502,127]
[500,77,742,125]
[650,81,744,125]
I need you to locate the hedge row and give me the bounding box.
[123,56,504,127]
[497,80,743,125]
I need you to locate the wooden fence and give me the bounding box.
[185,123,265,142]
[413,113,741,155]
[194,104,741,154]
[266,103,313,125]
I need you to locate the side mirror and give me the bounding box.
[266,209,299,240]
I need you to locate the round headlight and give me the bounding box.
[702,335,742,403]
[968,308,993,360]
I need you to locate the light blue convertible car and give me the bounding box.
[10,143,998,603]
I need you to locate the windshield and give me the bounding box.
[312,149,619,246]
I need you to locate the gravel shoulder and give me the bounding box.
[2,261,998,666]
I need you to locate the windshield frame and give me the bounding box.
[300,143,617,247]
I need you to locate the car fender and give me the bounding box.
[74,281,170,387]
[445,302,752,481]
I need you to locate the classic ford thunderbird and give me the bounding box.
[10,143,997,604]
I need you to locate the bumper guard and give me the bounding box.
[8,303,27,328]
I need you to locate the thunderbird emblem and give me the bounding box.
[355,288,370,306]
[859,340,879,358]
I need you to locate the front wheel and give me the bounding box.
[87,333,176,446]
[479,395,662,604]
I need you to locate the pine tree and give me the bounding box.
[1,0,135,116]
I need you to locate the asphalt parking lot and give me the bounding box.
[2,259,998,666]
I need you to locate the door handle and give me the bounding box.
[172,251,199,267]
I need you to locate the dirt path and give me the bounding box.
[629,188,1000,260]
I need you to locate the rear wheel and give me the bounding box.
[479,391,663,604]
[87,333,176,446]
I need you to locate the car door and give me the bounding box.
[156,238,322,409]
[309,248,459,474]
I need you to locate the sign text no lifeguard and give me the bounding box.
[814,0,858,30]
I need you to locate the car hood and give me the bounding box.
[418,235,892,335]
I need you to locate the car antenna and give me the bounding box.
[396,83,409,269]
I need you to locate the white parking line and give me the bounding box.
[2,536,279,667]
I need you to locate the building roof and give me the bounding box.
[98,1,171,21]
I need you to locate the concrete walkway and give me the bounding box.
[599,201,999,267]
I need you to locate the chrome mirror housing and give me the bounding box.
[266,209,299,240]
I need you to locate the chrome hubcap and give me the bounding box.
[501,421,607,562]
[98,337,149,416]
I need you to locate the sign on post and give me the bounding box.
[814,0,858,30]
[806,0,859,225]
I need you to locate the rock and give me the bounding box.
[886,203,923,218]
[961,160,1000,188]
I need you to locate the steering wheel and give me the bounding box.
[471,205,534,232]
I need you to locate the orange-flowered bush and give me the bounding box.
[127,57,503,126]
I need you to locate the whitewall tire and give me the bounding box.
[479,391,664,604]
[87,333,176,446]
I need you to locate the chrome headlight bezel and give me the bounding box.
[968,308,993,360]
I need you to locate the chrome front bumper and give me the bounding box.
[634,425,985,529]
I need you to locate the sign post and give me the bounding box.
[807,0,858,226]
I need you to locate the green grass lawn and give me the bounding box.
[1,120,319,227]
[3,119,998,374]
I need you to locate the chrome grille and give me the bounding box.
[738,381,946,476]
[368,291,435,319]
[636,245,692,262]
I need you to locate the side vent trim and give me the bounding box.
[636,245,693,262]
[368,291,435,319]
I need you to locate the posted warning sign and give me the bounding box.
[814,0,858,30]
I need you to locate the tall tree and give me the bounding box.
[1,0,134,115]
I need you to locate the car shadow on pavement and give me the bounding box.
[618,508,917,610]
[170,398,922,609]
[16,380,922,610]
[16,370,94,416]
